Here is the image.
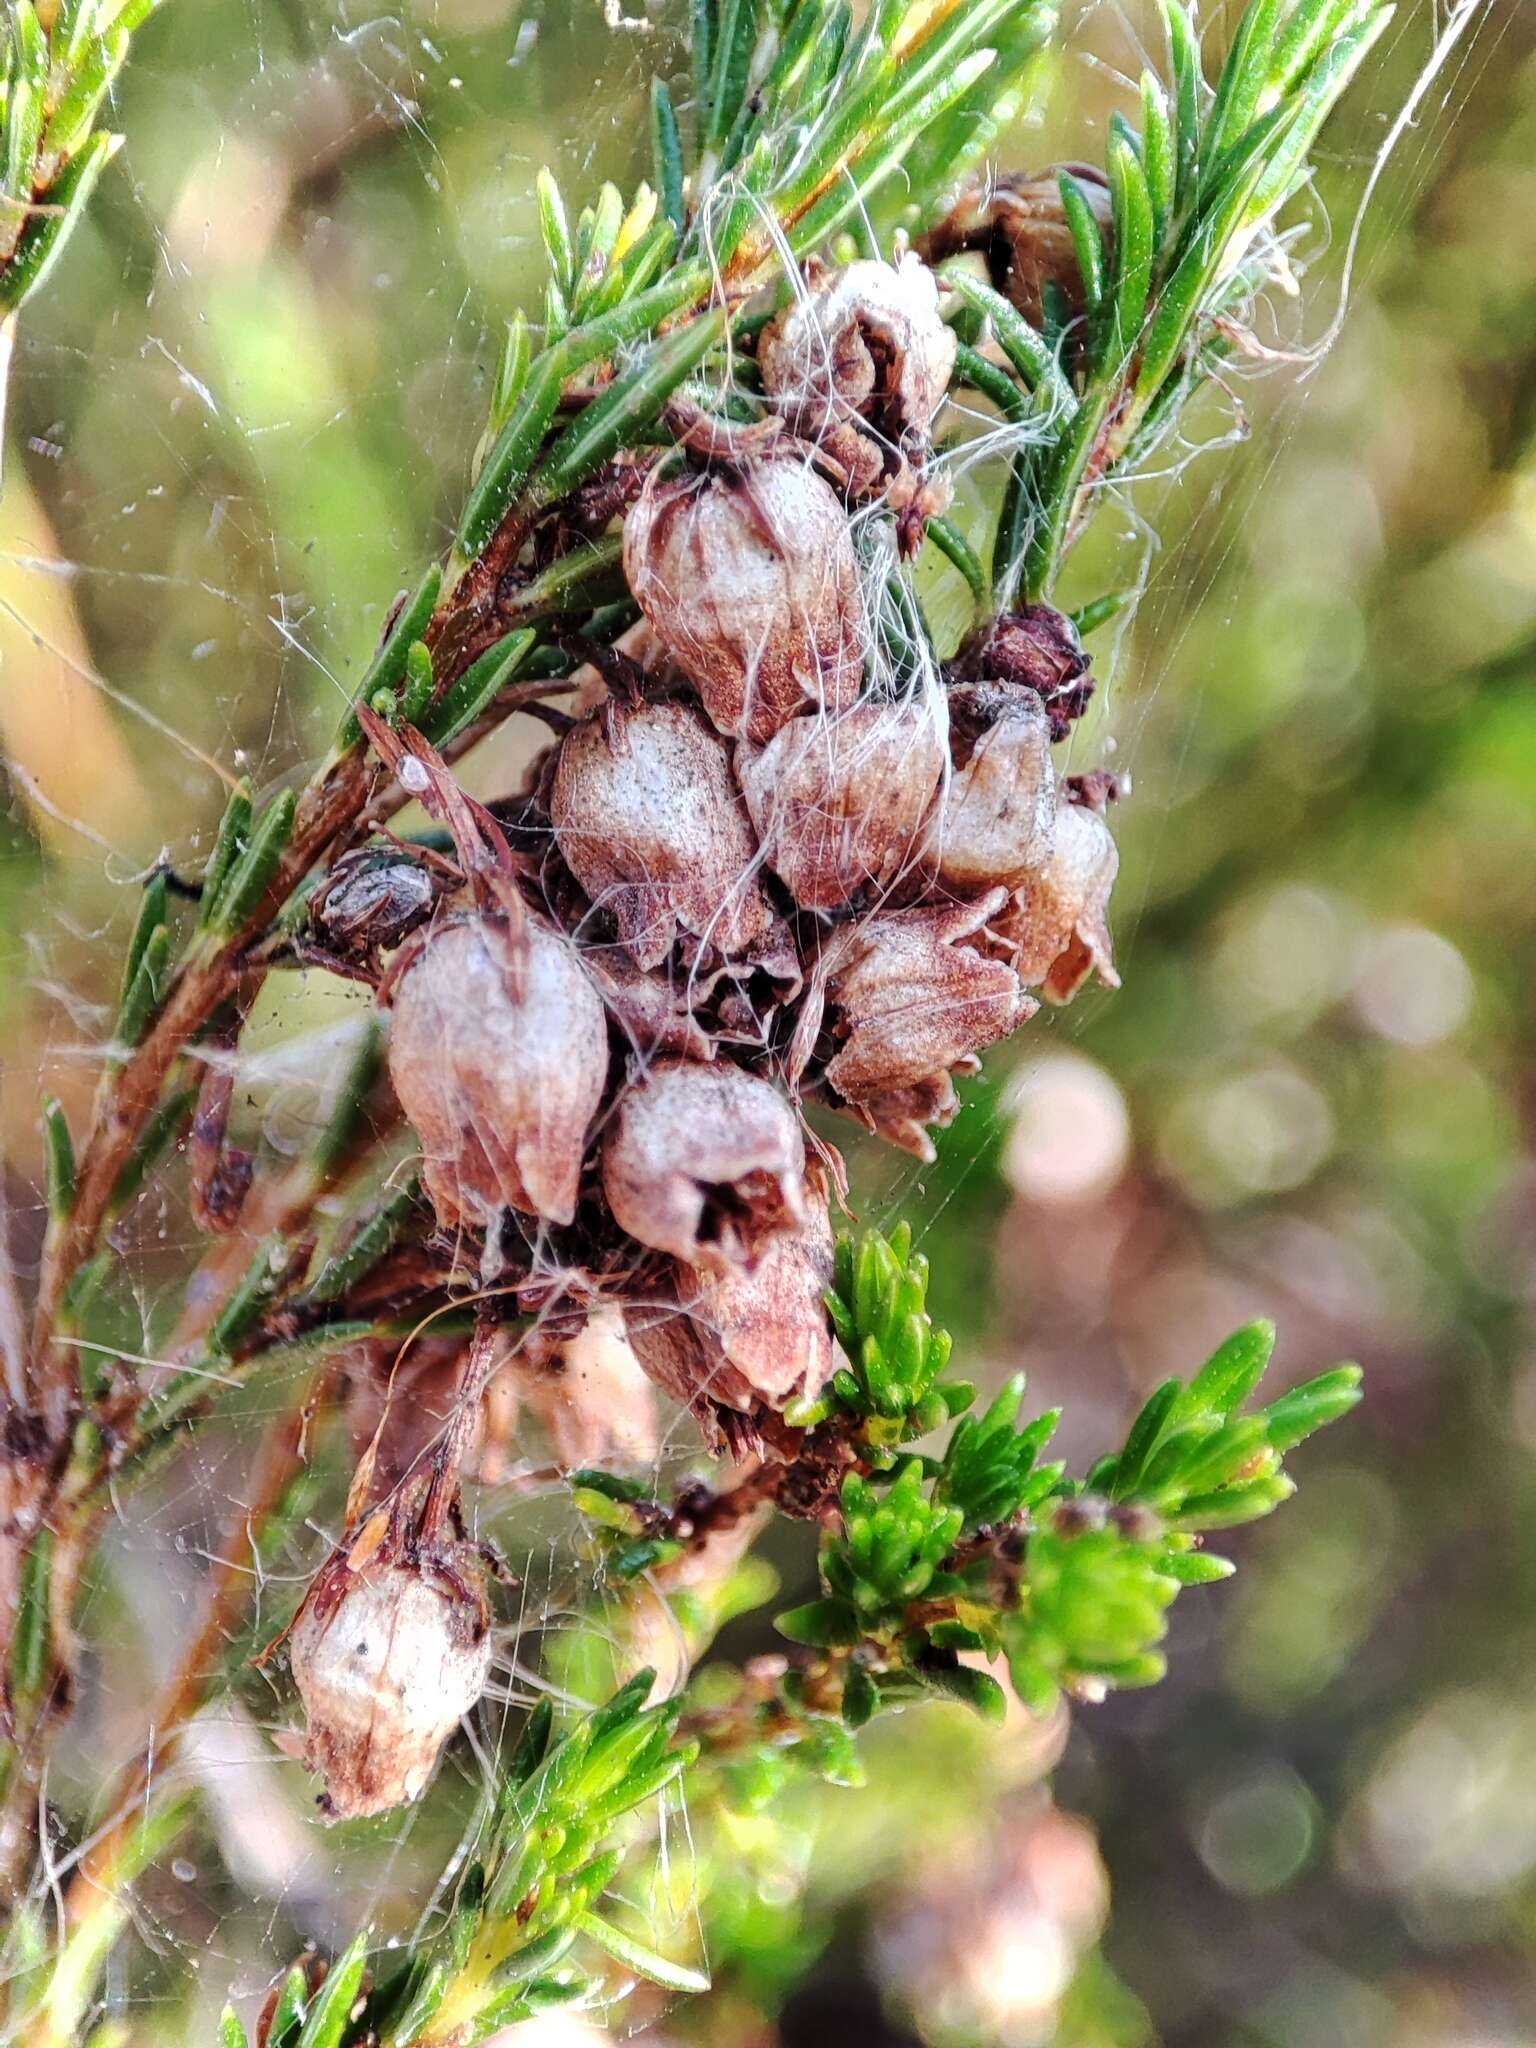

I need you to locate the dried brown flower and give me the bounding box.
[737,693,947,911]
[287,1502,492,1820]
[623,456,864,744]
[822,891,1035,1119]
[625,1184,841,1424]
[602,1058,807,1272]
[924,164,1115,330]
[758,253,957,499]
[548,699,772,967]
[387,912,608,1230]
[964,605,1094,740]
[937,681,1057,893]
[993,794,1120,1003]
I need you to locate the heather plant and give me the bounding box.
[0,0,1418,2039]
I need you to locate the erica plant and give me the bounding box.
[0,0,1395,2041]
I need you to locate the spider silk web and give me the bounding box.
[0,0,1506,2037]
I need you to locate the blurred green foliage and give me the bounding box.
[3,1,1535,2045]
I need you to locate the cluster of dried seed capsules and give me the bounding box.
[385,248,1120,1453]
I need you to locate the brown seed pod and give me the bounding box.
[962,605,1095,740]
[623,455,864,744]
[822,891,1035,1115]
[923,164,1115,330]
[387,912,608,1230]
[548,699,773,968]
[737,694,947,912]
[287,1506,492,1820]
[603,1058,807,1273]
[625,1186,841,1423]
[993,794,1120,1004]
[937,681,1057,893]
[758,254,957,497]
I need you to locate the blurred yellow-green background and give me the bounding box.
[4,0,1536,2042]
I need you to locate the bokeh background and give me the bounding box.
[3,1,1535,2043]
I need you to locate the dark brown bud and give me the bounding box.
[548,699,772,968]
[387,913,608,1229]
[758,254,957,497]
[938,681,1057,892]
[737,694,946,911]
[288,1508,491,1819]
[924,164,1115,330]
[623,456,864,744]
[965,605,1093,739]
[602,1058,807,1272]
[309,846,439,961]
[625,1186,841,1421]
[823,891,1035,1110]
[992,795,1120,1004]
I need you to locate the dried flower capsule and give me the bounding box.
[623,456,864,744]
[994,794,1120,1004]
[625,1188,841,1422]
[937,681,1057,893]
[924,164,1115,330]
[387,913,608,1229]
[823,891,1035,1113]
[548,700,772,968]
[758,253,957,498]
[288,1510,492,1819]
[737,694,947,911]
[603,1058,807,1272]
[963,605,1094,740]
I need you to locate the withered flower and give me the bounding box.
[937,681,1057,893]
[387,912,608,1230]
[603,1058,807,1272]
[548,699,772,967]
[625,1183,841,1423]
[514,1310,659,1473]
[995,793,1120,1003]
[737,694,946,911]
[623,455,864,744]
[848,1072,962,1162]
[823,891,1035,1117]
[287,1502,492,1820]
[964,604,1095,740]
[924,164,1115,331]
[758,253,957,498]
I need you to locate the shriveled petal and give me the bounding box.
[738,694,946,911]
[549,699,772,968]
[603,1058,807,1272]
[938,682,1057,892]
[624,1191,841,1424]
[623,458,864,744]
[759,254,957,454]
[388,915,609,1229]
[290,1547,491,1820]
[997,798,1120,1004]
[824,891,1035,1103]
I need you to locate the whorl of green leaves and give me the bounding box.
[0,0,164,312]
[936,0,1394,606]
[778,1228,1360,1724]
[454,0,1058,572]
[214,1679,705,2048]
